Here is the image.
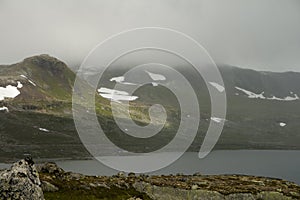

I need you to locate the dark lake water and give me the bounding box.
[55,150,300,184]
[1,150,299,184]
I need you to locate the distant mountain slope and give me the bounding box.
[93,63,300,151]
[0,55,300,162]
[0,54,75,102]
[94,64,300,108]
[219,65,300,99]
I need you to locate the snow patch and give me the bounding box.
[39,128,50,132]
[279,122,286,127]
[0,85,21,101]
[283,95,299,101]
[146,71,166,81]
[98,88,129,96]
[110,76,137,85]
[20,74,36,86]
[211,117,225,123]
[0,106,9,112]
[268,96,284,101]
[235,87,265,99]
[17,81,23,89]
[235,87,299,101]
[28,80,36,86]
[152,82,158,87]
[98,87,138,101]
[209,82,225,92]
[110,76,125,83]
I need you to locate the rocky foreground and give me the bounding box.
[1,158,300,200]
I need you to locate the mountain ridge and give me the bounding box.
[0,54,300,162]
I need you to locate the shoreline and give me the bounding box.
[1,149,300,164]
[1,157,300,199]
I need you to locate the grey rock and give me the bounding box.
[117,171,126,178]
[66,172,84,180]
[41,180,58,192]
[191,185,198,190]
[37,162,64,176]
[133,182,295,200]
[0,159,44,200]
[127,197,143,200]
[128,172,136,178]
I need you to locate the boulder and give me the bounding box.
[41,180,58,192]
[37,162,64,176]
[0,157,44,200]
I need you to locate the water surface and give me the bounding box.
[55,150,300,184]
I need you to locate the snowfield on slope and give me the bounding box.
[0,82,23,101]
[235,87,299,101]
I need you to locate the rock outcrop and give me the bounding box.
[133,182,297,200]
[133,174,300,200]
[37,162,300,200]
[0,157,44,200]
[1,159,300,200]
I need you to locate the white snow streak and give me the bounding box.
[209,82,225,92]
[235,87,299,101]
[146,71,166,81]
[98,87,138,101]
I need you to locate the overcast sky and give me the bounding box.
[0,0,299,72]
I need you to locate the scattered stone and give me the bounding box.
[191,184,198,190]
[117,171,126,178]
[127,197,143,200]
[128,172,136,177]
[89,182,97,187]
[41,180,58,192]
[196,181,208,186]
[34,162,300,200]
[193,172,202,176]
[67,172,84,180]
[37,162,64,176]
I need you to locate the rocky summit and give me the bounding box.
[0,157,44,200]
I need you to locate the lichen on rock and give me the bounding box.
[0,157,44,200]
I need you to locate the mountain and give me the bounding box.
[0,55,300,162]
[219,65,300,99]
[0,55,155,161]
[0,55,87,161]
[0,54,74,101]
[216,66,300,150]
[89,63,300,151]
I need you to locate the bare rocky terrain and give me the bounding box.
[2,158,299,200]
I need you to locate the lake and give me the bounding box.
[1,150,299,184]
[55,150,300,184]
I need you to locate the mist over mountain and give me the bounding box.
[1,0,300,73]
